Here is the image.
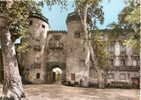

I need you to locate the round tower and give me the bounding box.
[66,11,84,38]
[65,12,89,87]
[22,13,50,84]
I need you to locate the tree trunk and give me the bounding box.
[89,43,105,88]
[78,5,105,88]
[0,15,25,100]
[97,70,105,88]
[78,5,90,87]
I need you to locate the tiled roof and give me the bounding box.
[66,11,81,24]
[48,30,67,34]
[30,13,49,24]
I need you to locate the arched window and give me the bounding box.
[119,73,126,80]
[36,73,40,79]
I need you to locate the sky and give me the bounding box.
[42,0,126,30]
[15,0,126,43]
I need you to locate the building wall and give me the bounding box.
[105,38,140,87]
[44,31,67,83]
[45,32,66,63]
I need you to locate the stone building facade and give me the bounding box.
[18,12,140,88]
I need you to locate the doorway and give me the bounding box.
[131,77,140,88]
[52,67,62,84]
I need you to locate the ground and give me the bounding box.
[0,84,140,100]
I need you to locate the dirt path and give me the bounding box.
[0,84,140,100]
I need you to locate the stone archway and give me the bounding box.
[46,62,66,84]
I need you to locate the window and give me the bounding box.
[108,73,114,79]
[109,41,115,53]
[137,59,140,66]
[54,35,61,40]
[75,32,80,38]
[34,63,41,69]
[115,42,120,56]
[0,2,7,13]
[132,60,137,66]
[122,59,126,66]
[121,43,126,54]
[49,35,64,49]
[83,48,85,52]
[126,56,133,66]
[114,56,121,66]
[35,38,40,41]
[128,73,130,79]
[120,57,125,66]
[119,73,126,80]
[109,46,114,53]
[59,43,64,48]
[29,20,33,26]
[71,73,75,81]
[36,73,40,79]
[42,24,45,28]
[132,56,139,66]
[80,59,85,65]
[110,59,114,65]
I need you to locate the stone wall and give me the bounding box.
[44,31,67,83]
[21,17,50,83]
[65,20,89,87]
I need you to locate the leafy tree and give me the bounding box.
[0,1,41,100]
[0,49,3,83]
[123,0,140,34]
[108,0,140,55]
[123,0,140,54]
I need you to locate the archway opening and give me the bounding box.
[52,67,62,84]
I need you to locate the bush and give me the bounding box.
[0,97,13,100]
[105,81,132,89]
[74,81,79,86]
[89,82,99,88]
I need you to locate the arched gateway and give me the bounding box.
[46,62,66,84]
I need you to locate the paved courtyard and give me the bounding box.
[0,84,140,100]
